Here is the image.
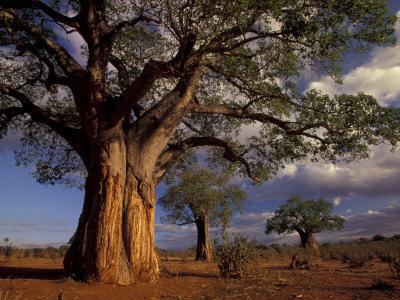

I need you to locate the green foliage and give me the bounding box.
[214,233,256,278]
[266,195,345,235]
[0,0,399,188]
[159,166,246,227]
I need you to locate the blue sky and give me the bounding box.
[1,1,400,249]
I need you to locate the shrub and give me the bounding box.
[391,235,400,241]
[377,252,400,278]
[371,279,395,291]
[214,234,255,278]
[341,252,373,268]
[372,235,386,242]
[270,243,282,254]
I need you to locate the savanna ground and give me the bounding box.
[0,239,399,299]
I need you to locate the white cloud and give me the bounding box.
[279,164,298,177]
[307,11,400,105]
[365,210,382,216]
[333,197,343,206]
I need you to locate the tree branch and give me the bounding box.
[0,84,89,164]
[109,54,129,89]
[191,103,326,142]
[111,33,197,125]
[2,10,83,75]
[0,0,80,28]
[109,14,159,40]
[155,136,260,182]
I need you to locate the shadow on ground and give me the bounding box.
[0,266,64,280]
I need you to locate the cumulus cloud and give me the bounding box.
[245,144,400,203]
[307,11,400,105]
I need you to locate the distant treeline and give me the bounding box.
[1,233,399,261]
[0,245,68,260]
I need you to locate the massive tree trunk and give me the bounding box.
[64,130,159,284]
[195,213,212,261]
[299,231,319,255]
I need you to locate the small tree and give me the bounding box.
[265,196,345,253]
[159,168,246,261]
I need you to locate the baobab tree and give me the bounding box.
[265,196,345,253]
[0,0,399,283]
[159,167,246,261]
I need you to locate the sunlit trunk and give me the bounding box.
[299,231,319,255]
[195,213,212,261]
[64,133,159,284]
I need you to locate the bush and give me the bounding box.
[341,252,373,268]
[372,235,386,242]
[377,252,400,278]
[214,234,255,278]
[391,235,400,241]
[371,279,395,291]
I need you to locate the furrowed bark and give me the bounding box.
[64,129,159,284]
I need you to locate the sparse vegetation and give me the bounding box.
[371,279,395,291]
[344,253,373,269]
[214,234,255,278]
[320,236,400,263]
[373,234,387,241]
[0,245,68,260]
[377,252,400,279]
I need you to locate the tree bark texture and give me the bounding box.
[64,131,159,284]
[195,213,212,261]
[299,231,320,255]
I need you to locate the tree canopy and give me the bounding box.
[0,0,399,186]
[265,195,345,236]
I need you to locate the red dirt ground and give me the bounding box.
[0,257,399,299]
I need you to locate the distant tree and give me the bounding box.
[265,196,345,253]
[391,235,400,241]
[372,234,386,241]
[159,168,246,261]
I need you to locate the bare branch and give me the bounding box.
[155,136,260,182]
[0,0,80,28]
[109,15,159,40]
[2,10,83,75]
